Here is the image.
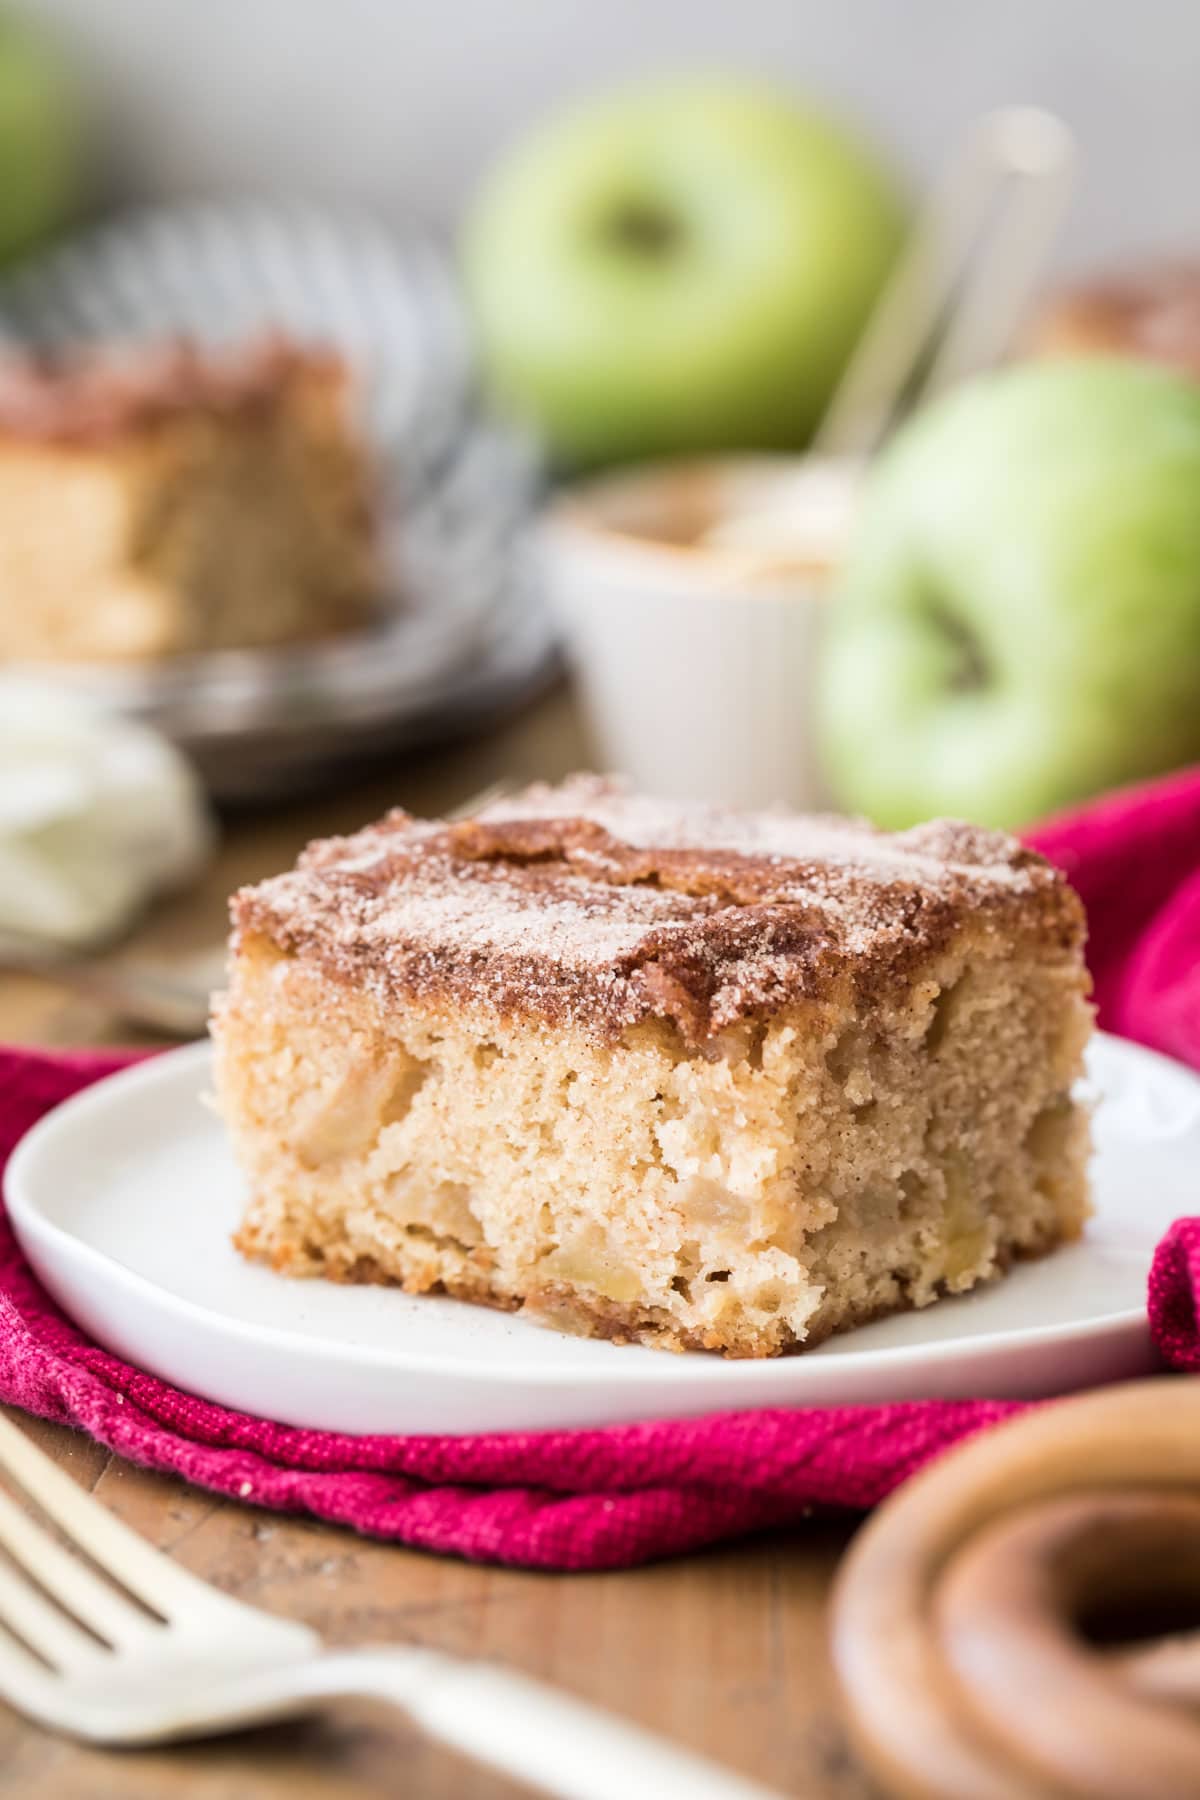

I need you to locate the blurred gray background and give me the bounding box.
[21,0,1200,273]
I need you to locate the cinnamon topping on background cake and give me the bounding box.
[0,335,348,444]
[1032,263,1200,379]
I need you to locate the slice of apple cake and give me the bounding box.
[212,777,1092,1358]
[0,337,378,663]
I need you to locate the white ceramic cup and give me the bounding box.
[539,456,856,811]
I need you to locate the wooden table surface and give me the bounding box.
[0,686,870,1800]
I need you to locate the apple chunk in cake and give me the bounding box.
[212,778,1092,1357]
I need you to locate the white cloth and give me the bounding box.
[0,679,213,949]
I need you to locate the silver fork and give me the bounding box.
[0,1415,773,1799]
[0,943,229,1039]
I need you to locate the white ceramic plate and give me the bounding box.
[7,1034,1198,1436]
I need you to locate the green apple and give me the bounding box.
[818,356,1200,830]
[462,77,906,466]
[0,8,78,264]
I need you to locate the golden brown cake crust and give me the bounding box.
[0,335,350,443]
[229,1221,1059,1358]
[231,776,1085,1047]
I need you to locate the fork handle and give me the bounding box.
[309,1646,777,1800]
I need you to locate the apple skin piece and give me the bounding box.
[818,356,1200,831]
[462,77,906,467]
[0,8,78,264]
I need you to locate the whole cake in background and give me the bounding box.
[0,337,379,662]
[212,777,1093,1359]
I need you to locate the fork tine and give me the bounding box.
[0,1557,103,1671]
[0,1619,51,1700]
[0,1488,158,1647]
[0,1416,241,1618]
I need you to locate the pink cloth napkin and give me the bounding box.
[3,767,1200,1571]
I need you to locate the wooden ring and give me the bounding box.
[831,1378,1200,1799]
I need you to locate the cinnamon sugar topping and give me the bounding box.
[232,776,1084,1044]
[0,335,348,444]
[1038,263,1200,376]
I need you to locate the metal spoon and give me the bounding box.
[815,104,1078,460]
[704,106,1078,561]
